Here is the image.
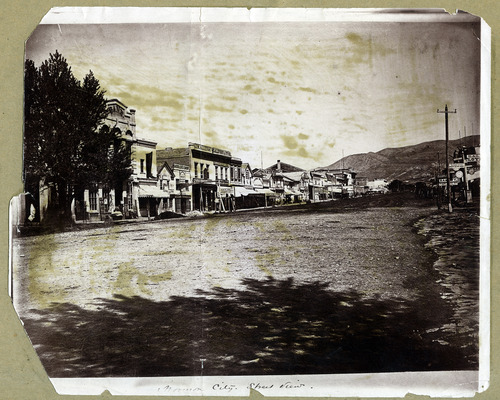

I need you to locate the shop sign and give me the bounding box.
[449,163,465,170]
[218,187,233,196]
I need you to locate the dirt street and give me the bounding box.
[11,192,480,377]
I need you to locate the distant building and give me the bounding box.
[157,143,251,213]
[282,171,308,202]
[450,144,481,200]
[366,178,389,194]
[156,161,192,214]
[309,170,328,201]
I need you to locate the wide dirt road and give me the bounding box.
[11,193,480,377]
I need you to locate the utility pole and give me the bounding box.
[437,104,457,213]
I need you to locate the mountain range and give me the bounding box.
[326,135,480,183]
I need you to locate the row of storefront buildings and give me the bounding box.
[80,100,366,222]
[18,99,375,224]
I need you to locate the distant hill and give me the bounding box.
[326,135,480,182]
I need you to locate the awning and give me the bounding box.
[234,187,260,197]
[255,188,278,196]
[138,185,169,198]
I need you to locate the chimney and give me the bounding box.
[128,109,136,124]
[277,160,281,172]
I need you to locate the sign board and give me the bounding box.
[218,187,233,196]
[466,154,480,162]
[439,178,459,186]
[449,163,465,170]
[455,170,463,179]
[173,163,190,171]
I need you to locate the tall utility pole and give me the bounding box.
[437,104,457,213]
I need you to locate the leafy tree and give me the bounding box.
[24,51,132,223]
[388,179,403,192]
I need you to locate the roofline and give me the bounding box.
[106,98,128,109]
[158,161,175,177]
[136,138,157,147]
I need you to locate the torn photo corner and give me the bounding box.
[11,6,490,397]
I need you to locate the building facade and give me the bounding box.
[157,143,253,213]
[74,99,166,221]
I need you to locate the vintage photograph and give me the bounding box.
[9,7,489,397]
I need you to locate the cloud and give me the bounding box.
[281,135,299,150]
[298,86,318,94]
[243,84,262,95]
[267,76,286,86]
[283,146,313,161]
[239,74,257,81]
[346,32,364,45]
[106,81,193,113]
[297,146,312,158]
[343,31,396,69]
[204,102,233,113]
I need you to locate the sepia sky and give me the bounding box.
[25,11,482,170]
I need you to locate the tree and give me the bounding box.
[24,51,132,224]
[388,179,403,192]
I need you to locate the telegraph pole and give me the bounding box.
[437,104,457,213]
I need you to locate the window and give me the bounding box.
[140,159,145,173]
[89,191,98,211]
[215,166,219,180]
[146,152,153,178]
[194,162,198,178]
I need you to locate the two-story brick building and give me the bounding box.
[157,142,251,213]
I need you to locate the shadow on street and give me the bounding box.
[22,277,477,377]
